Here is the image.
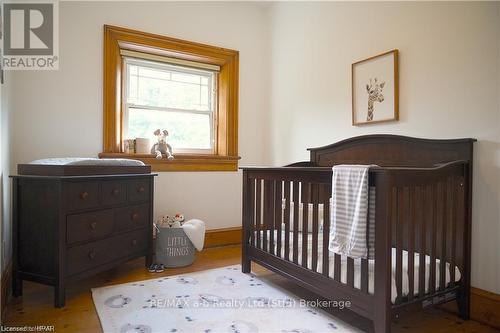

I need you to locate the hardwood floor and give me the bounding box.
[3,245,498,333]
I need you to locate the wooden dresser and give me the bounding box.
[11,166,156,307]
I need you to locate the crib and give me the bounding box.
[240,135,475,333]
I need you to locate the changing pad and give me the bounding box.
[29,157,145,166]
[18,158,150,176]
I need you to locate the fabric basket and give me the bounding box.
[155,227,195,268]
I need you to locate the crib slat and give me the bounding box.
[419,185,427,298]
[292,182,300,264]
[395,187,403,301]
[347,257,354,287]
[408,187,416,301]
[440,179,448,290]
[361,183,372,294]
[250,178,256,247]
[334,254,341,282]
[262,180,270,253]
[267,179,274,253]
[270,180,276,255]
[311,184,319,272]
[256,179,262,250]
[429,183,437,294]
[301,183,310,268]
[270,180,276,254]
[449,177,456,286]
[322,184,330,277]
[275,180,283,258]
[361,258,368,293]
[284,181,291,261]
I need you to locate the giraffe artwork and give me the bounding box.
[365,78,385,121]
[352,50,398,125]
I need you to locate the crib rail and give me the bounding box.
[374,161,469,305]
[241,161,469,317]
[242,168,331,267]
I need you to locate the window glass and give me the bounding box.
[124,58,215,151]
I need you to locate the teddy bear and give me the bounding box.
[150,129,174,160]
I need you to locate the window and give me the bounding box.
[100,25,239,171]
[124,58,217,153]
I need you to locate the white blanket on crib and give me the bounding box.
[329,165,375,259]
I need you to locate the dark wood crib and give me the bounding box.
[240,135,475,333]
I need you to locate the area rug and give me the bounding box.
[92,265,362,333]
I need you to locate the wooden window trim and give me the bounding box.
[99,25,240,171]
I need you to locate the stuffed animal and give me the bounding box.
[166,213,184,228]
[151,129,174,160]
[174,213,185,224]
[155,215,172,229]
[155,213,185,229]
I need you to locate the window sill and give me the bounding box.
[98,153,240,172]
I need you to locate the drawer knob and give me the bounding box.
[131,239,137,246]
[112,188,120,196]
[132,213,140,221]
[90,222,97,230]
[80,191,89,200]
[137,186,145,193]
[88,250,96,260]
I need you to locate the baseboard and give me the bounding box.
[204,227,241,248]
[469,287,500,329]
[1,261,12,324]
[440,287,500,329]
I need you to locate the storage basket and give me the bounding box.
[155,227,195,268]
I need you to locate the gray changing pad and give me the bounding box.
[29,157,145,167]
[18,158,150,176]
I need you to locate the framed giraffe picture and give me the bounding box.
[352,49,399,125]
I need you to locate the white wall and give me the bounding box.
[497,4,500,296]
[498,2,500,298]
[6,1,500,296]
[9,2,271,236]
[0,71,3,276]
[268,2,500,294]
[1,73,3,276]
[1,71,12,272]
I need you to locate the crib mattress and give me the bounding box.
[256,230,461,303]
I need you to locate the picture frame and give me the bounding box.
[352,49,399,125]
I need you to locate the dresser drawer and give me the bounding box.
[115,229,148,258]
[66,209,114,245]
[66,229,147,276]
[101,180,126,206]
[62,181,99,211]
[127,179,150,203]
[114,204,149,232]
[66,236,115,276]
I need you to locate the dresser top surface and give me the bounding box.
[11,173,158,180]
[16,160,156,178]
[14,163,154,177]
